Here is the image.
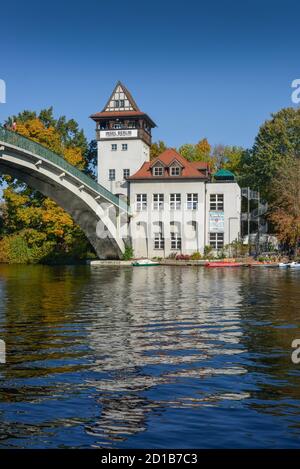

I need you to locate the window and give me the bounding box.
[115,100,120,107]
[153,194,164,210]
[123,169,130,179]
[128,121,135,128]
[136,194,147,211]
[170,193,181,210]
[111,144,117,151]
[153,166,164,176]
[122,144,128,151]
[170,166,181,176]
[120,99,125,107]
[210,194,224,211]
[209,232,224,249]
[187,193,198,210]
[154,233,164,250]
[109,169,115,181]
[171,232,181,250]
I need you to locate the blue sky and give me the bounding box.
[0,0,299,149]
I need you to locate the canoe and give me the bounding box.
[205,262,243,268]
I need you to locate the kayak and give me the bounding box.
[205,262,243,268]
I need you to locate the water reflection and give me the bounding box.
[0,265,300,448]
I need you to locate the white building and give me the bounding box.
[91,82,241,258]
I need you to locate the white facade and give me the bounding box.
[92,82,241,259]
[206,182,241,248]
[97,138,150,195]
[129,179,241,258]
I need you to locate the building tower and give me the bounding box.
[90,81,156,197]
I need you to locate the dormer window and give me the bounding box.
[170,166,181,176]
[153,166,164,176]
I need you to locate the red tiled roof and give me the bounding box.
[128,148,210,180]
[90,111,157,127]
[90,110,146,119]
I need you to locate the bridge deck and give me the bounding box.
[0,127,130,214]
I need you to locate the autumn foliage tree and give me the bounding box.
[150,140,167,159]
[269,158,300,252]
[0,108,95,263]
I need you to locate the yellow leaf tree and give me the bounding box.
[0,108,95,263]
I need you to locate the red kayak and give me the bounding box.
[205,262,243,268]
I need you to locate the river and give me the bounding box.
[0,264,300,448]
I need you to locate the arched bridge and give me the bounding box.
[0,127,130,259]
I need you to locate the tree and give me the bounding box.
[0,108,94,263]
[243,107,300,199]
[179,138,213,163]
[211,144,244,174]
[178,143,195,161]
[85,139,98,178]
[150,140,167,159]
[196,138,211,161]
[269,158,300,252]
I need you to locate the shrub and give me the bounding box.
[204,245,213,258]
[122,245,134,260]
[190,251,202,260]
[176,254,190,261]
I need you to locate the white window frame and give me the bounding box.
[111,144,117,151]
[109,169,115,181]
[209,232,224,249]
[187,193,198,210]
[154,232,165,250]
[123,168,130,179]
[210,194,224,211]
[153,193,164,210]
[170,193,181,210]
[171,232,182,250]
[153,166,164,177]
[136,194,147,211]
[170,166,181,176]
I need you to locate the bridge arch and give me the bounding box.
[0,128,131,259]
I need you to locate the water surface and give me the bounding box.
[0,264,300,448]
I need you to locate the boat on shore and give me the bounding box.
[132,259,160,267]
[279,261,300,269]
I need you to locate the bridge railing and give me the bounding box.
[0,126,130,213]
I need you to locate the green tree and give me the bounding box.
[243,107,300,199]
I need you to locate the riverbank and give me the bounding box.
[88,258,281,267]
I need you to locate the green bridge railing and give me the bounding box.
[0,126,130,213]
